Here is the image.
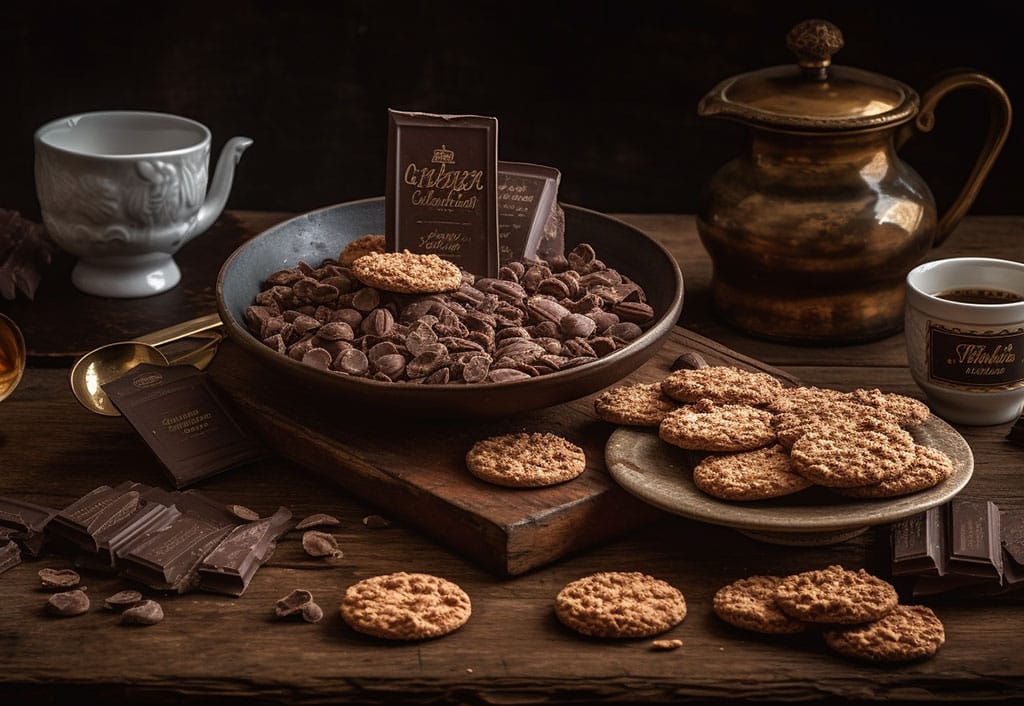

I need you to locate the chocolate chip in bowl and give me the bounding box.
[215,197,683,417]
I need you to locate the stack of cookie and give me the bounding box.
[594,364,953,502]
[713,565,945,663]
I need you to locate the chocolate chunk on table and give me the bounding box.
[199,506,293,596]
[0,538,21,575]
[0,494,59,556]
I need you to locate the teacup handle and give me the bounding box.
[897,70,1012,247]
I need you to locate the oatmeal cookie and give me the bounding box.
[789,425,915,488]
[661,366,783,406]
[693,444,812,501]
[465,432,586,488]
[340,572,471,640]
[713,576,806,634]
[594,382,678,426]
[351,250,462,294]
[555,571,686,638]
[774,565,898,625]
[659,400,776,452]
[823,604,944,662]
[338,234,386,266]
[836,444,954,499]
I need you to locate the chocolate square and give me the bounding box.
[496,161,563,265]
[947,497,1004,580]
[199,506,293,596]
[891,506,947,576]
[102,364,269,489]
[385,109,499,277]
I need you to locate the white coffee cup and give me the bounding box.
[35,111,252,298]
[905,257,1024,425]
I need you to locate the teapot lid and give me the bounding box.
[699,19,919,131]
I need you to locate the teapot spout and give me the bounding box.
[193,136,253,238]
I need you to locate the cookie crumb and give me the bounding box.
[650,638,683,651]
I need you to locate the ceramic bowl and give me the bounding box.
[216,197,684,417]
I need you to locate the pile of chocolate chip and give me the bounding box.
[244,243,655,384]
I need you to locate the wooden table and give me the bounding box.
[1,212,1021,704]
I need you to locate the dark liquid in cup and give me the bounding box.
[935,288,1024,304]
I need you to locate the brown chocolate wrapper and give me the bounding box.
[385,109,499,277]
[101,364,268,489]
[496,161,563,266]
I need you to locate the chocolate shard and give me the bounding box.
[947,498,1004,581]
[496,161,562,266]
[1001,508,1024,567]
[199,506,293,596]
[0,208,57,301]
[0,495,59,557]
[1007,412,1024,447]
[0,538,21,575]
[891,506,947,577]
[385,109,499,278]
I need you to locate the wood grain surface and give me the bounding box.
[0,212,1021,705]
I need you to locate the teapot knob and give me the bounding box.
[786,19,844,79]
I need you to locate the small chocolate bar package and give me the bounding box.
[497,161,563,265]
[102,364,269,489]
[386,109,499,277]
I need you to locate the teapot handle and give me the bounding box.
[896,70,1012,247]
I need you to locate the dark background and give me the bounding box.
[3,0,1020,219]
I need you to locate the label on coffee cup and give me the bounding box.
[927,323,1024,389]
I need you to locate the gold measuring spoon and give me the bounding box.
[69,313,223,416]
[0,313,27,402]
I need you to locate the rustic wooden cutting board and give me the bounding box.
[207,326,799,576]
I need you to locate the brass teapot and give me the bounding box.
[697,19,1012,344]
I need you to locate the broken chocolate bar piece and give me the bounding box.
[0,495,59,556]
[48,482,141,553]
[891,506,947,576]
[119,514,232,593]
[386,109,499,277]
[101,364,269,489]
[0,538,21,575]
[947,497,1004,581]
[1002,508,1024,567]
[496,161,562,266]
[199,506,293,596]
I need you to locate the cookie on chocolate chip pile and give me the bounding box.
[555,571,686,638]
[823,604,945,662]
[351,250,462,294]
[338,233,386,266]
[788,423,915,488]
[659,399,776,452]
[340,572,471,640]
[465,432,586,488]
[661,365,784,406]
[693,444,813,501]
[836,443,954,499]
[773,565,899,625]
[594,382,678,427]
[712,575,806,634]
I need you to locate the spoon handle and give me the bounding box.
[134,313,222,347]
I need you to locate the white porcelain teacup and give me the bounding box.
[905,257,1024,425]
[35,111,252,298]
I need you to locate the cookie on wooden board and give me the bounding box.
[659,400,776,452]
[594,382,678,427]
[774,565,898,625]
[693,445,812,501]
[713,575,806,634]
[555,571,687,638]
[340,572,471,640]
[351,250,462,294]
[465,432,586,488]
[823,604,945,662]
[660,366,783,406]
